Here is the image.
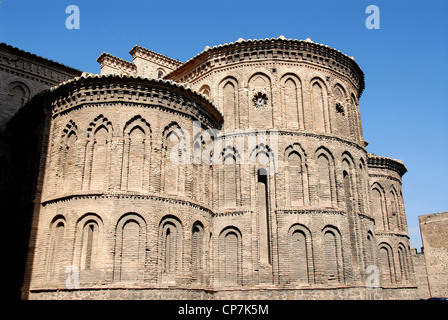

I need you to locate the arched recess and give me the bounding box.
[249,143,276,266]
[366,231,375,268]
[397,243,410,282]
[219,146,241,208]
[159,215,183,277]
[370,182,388,231]
[199,84,211,100]
[315,147,336,208]
[191,221,205,283]
[342,153,357,214]
[122,115,152,192]
[280,74,304,130]
[334,83,350,137]
[388,186,401,231]
[358,158,369,214]
[85,115,113,191]
[113,213,147,281]
[350,93,362,142]
[162,122,189,196]
[311,78,331,133]
[46,216,66,279]
[288,224,314,284]
[58,120,79,194]
[219,77,238,130]
[378,242,395,285]
[284,143,309,207]
[219,226,243,286]
[342,152,361,263]
[248,72,273,128]
[8,81,30,108]
[322,226,344,283]
[73,213,104,273]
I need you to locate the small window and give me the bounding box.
[158,70,164,79]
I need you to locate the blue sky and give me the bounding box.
[1,0,447,249]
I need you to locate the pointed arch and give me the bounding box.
[397,243,410,282]
[322,226,344,283]
[388,185,401,230]
[219,226,242,286]
[47,216,66,279]
[285,143,309,206]
[288,224,314,284]
[378,242,395,285]
[58,120,79,194]
[159,215,183,277]
[219,146,241,208]
[281,74,304,129]
[191,221,205,283]
[74,213,104,273]
[315,147,336,207]
[371,182,388,231]
[113,213,147,281]
[311,77,331,133]
[162,122,189,195]
[219,77,238,129]
[122,115,152,192]
[248,72,272,128]
[8,81,30,108]
[85,115,113,191]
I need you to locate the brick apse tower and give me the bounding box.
[13,37,418,299]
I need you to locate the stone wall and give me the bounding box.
[419,212,448,298]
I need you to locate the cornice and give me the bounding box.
[41,192,214,215]
[218,129,367,153]
[167,37,365,98]
[367,154,407,177]
[96,52,137,74]
[41,73,222,128]
[129,45,183,70]
[276,209,346,215]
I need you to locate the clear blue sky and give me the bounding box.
[1,0,447,249]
